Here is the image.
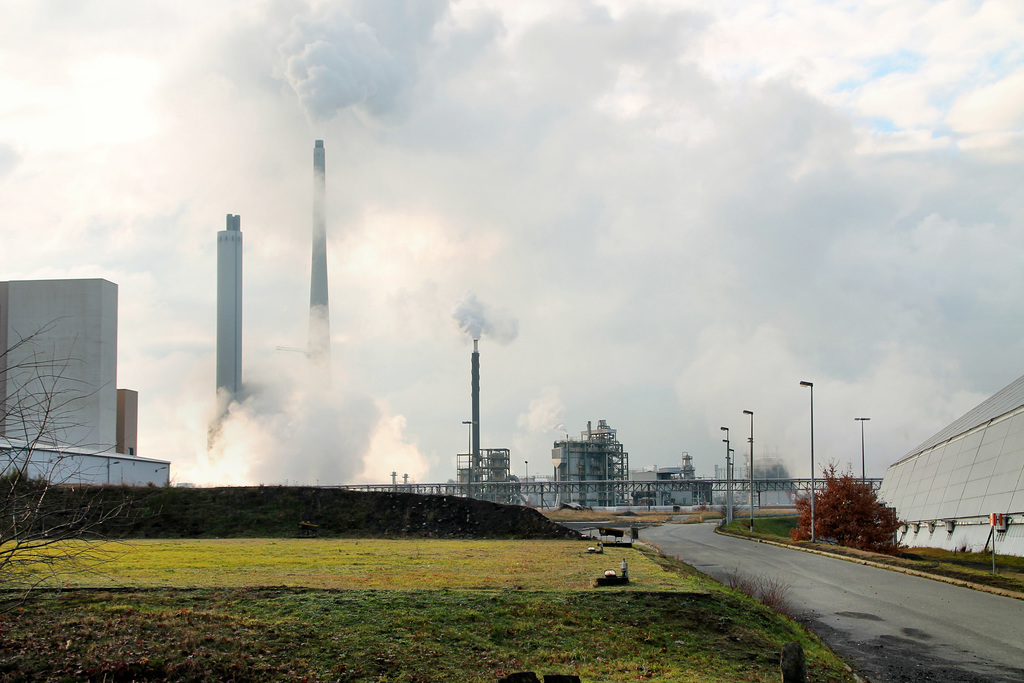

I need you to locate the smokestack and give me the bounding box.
[309,139,331,370]
[216,214,242,398]
[471,339,480,470]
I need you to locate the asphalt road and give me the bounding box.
[642,522,1024,683]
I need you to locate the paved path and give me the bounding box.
[642,523,1024,682]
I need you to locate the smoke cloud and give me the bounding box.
[452,293,519,343]
[203,356,429,486]
[279,1,451,122]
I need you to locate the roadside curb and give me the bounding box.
[715,527,1024,601]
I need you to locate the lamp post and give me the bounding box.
[728,448,735,524]
[106,459,120,485]
[742,410,754,531]
[720,427,732,524]
[855,417,870,483]
[800,381,815,543]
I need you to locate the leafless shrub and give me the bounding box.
[724,569,794,616]
[1,327,132,597]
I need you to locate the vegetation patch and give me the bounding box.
[36,540,693,592]
[1,541,856,682]
[92,487,577,540]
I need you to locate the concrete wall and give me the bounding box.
[2,444,169,486]
[1,279,118,451]
[897,518,1022,557]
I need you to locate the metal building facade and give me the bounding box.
[880,374,1024,556]
[552,420,629,507]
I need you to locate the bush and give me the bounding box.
[790,464,901,553]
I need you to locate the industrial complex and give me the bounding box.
[6,136,1020,559]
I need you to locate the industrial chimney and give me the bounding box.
[471,338,480,470]
[308,140,331,371]
[216,213,242,398]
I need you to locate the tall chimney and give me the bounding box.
[308,139,331,370]
[471,339,480,475]
[216,213,242,399]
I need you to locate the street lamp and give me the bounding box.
[106,459,121,485]
[524,460,529,483]
[742,410,754,531]
[800,381,815,543]
[855,417,871,483]
[720,427,732,524]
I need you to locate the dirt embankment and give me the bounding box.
[105,486,580,540]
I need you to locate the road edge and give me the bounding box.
[714,525,1024,601]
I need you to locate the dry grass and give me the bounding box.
[724,569,794,616]
[38,538,706,592]
[542,509,678,524]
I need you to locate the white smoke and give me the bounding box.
[203,357,429,486]
[0,142,19,179]
[279,1,451,122]
[452,293,519,343]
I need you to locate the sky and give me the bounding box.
[2,0,1023,487]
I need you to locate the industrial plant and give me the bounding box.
[552,420,630,507]
[455,338,514,502]
[0,278,170,486]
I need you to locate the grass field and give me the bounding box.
[0,539,857,682]
[51,539,700,591]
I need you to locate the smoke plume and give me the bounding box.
[452,293,519,343]
[203,356,429,486]
[279,1,451,122]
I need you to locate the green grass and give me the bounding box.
[723,516,799,538]
[45,539,697,592]
[0,539,857,682]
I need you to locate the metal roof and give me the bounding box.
[897,372,1024,463]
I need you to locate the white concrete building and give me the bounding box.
[1,278,118,450]
[880,373,1024,556]
[0,278,170,486]
[1,441,169,486]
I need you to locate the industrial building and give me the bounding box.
[880,373,1024,556]
[216,214,243,399]
[0,278,170,486]
[455,339,514,502]
[552,420,629,506]
[630,453,711,506]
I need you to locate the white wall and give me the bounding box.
[1,279,117,451]
[2,443,170,486]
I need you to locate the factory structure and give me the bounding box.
[456,339,514,501]
[217,139,332,398]
[0,278,170,486]
[552,420,630,507]
[216,214,243,400]
[880,373,1024,556]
